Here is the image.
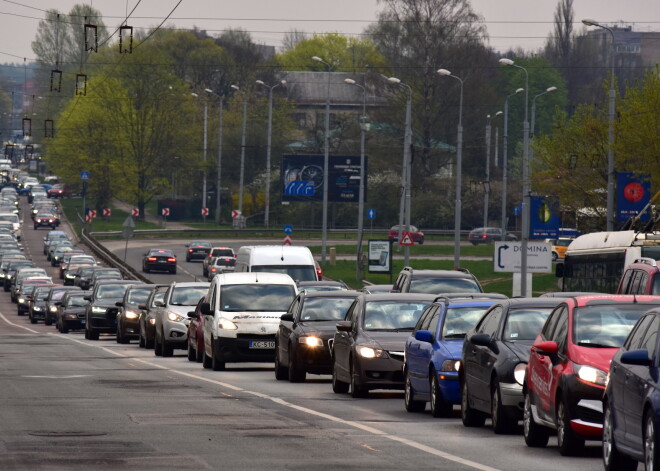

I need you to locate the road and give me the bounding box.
[0,209,603,470]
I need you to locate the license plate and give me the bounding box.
[80,320,85,324]
[249,341,275,349]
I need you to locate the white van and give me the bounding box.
[234,245,319,281]
[200,272,297,370]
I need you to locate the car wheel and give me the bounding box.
[461,379,485,427]
[138,332,145,348]
[404,369,425,413]
[491,380,516,434]
[288,343,306,383]
[274,343,288,381]
[187,342,196,362]
[430,369,453,418]
[118,328,129,344]
[211,338,225,371]
[350,359,367,398]
[202,348,212,369]
[161,335,173,358]
[523,392,550,447]
[645,411,659,471]
[88,329,99,341]
[557,399,584,456]
[331,357,349,394]
[29,314,36,324]
[61,323,68,334]
[154,332,162,356]
[145,333,154,349]
[44,317,52,326]
[33,225,37,230]
[603,404,637,471]
[196,342,204,363]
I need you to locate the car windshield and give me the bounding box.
[170,287,208,306]
[50,290,70,301]
[96,284,132,299]
[363,301,429,331]
[573,303,659,348]
[409,278,481,294]
[220,284,295,312]
[251,265,315,282]
[502,308,553,341]
[442,306,492,339]
[67,295,88,307]
[127,288,152,304]
[34,288,51,301]
[191,241,211,248]
[299,297,355,321]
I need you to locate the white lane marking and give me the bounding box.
[22,375,91,379]
[49,333,502,471]
[0,312,39,333]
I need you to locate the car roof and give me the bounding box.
[299,290,360,299]
[215,272,296,285]
[169,282,210,288]
[565,294,660,308]
[359,293,438,302]
[405,269,476,279]
[482,297,564,308]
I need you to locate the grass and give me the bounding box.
[60,198,163,234]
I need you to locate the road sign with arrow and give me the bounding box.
[493,241,552,273]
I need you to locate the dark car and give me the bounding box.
[75,265,98,290]
[59,254,95,279]
[42,231,69,255]
[185,240,212,262]
[331,293,436,397]
[403,296,504,418]
[275,290,360,382]
[142,248,177,274]
[138,285,169,349]
[617,257,660,295]
[460,297,562,433]
[64,264,93,286]
[523,294,660,456]
[28,284,59,325]
[56,291,91,333]
[116,284,156,344]
[467,227,517,245]
[296,280,349,292]
[603,306,660,471]
[388,224,425,244]
[50,246,77,267]
[87,268,122,290]
[18,282,50,317]
[187,296,207,363]
[84,280,141,340]
[392,266,483,294]
[44,285,82,325]
[4,261,35,292]
[33,212,59,230]
[202,247,236,277]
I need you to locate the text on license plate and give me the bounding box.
[249,341,275,349]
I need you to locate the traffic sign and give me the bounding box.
[399,231,414,246]
[201,207,209,217]
[122,215,135,228]
[231,209,241,219]
[85,209,96,222]
[162,208,170,217]
[283,224,294,235]
[131,208,139,217]
[493,241,552,273]
[80,171,90,181]
[367,209,376,220]
[102,208,111,217]
[283,235,292,246]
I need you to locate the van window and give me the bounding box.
[220,284,296,311]
[251,265,316,282]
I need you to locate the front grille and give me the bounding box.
[577,403,603,425]
[388,351,405,362]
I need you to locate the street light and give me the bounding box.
[256,79,286,228]
[499,58,530,296]
[530,86,558,162]
[437,68,464,270]
[501,87,524,241]
[192,91,209,219]
[231,84,248,219]
[386,76,413,267]
[582,18,616,231]
[484,111,502,228]
[312,55,331,264]
[344,77,368,280]
[204,88,224,225]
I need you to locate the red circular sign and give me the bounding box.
[624,182,645,203]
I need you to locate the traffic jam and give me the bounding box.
[2,171,659,470]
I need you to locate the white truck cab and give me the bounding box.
[234,245,320,281]
[201,272,297,370]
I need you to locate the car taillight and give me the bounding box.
[167,258,176,262]
[482,234,487,239]
[148,257,157,261]
[188,249,193,253]
[316,266,323,279]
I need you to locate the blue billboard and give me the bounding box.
[617,172,651,222]
[530,196,560,239]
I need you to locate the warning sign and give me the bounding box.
[399,231,414,246]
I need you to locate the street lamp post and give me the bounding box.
[484,111,501,228]
[231,84,248,218]
[583,19,616,231]
[256,79,286,228]
[344,78,368,280]
[499,58,530,296]
[501,88,524,241]
[204,88,224,225]
[437,68,464,270]
[530,86,558,162]
[312,56,331,264]
[387,77,413,267]
[191,92,208,219]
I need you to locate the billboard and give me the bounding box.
[368,240,392,274]
[617,172,651,222]
[281,154,367,203]
[529,196,560,239]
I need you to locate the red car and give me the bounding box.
[47,184,67,198]
[523,294,660,456]
[187,296,206,363]
[388,225,424,245]
[33,212,60,229]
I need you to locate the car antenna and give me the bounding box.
[281,245,284,262]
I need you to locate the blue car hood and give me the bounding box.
[439,339,464,359]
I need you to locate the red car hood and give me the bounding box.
[571,344,618,373]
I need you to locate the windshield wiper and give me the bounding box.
[577,341,614,348]
[443,333,466,339]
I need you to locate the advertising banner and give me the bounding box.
[368,240,391,274]
[617,172,651,222]
[529,196,560,239]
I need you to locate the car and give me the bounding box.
[153,281,209,357]
[75,265,99,290]
[142,248,177,274]
[18,282,51,317]
[47,239,73,261]
[115,284,157,344]
[468,227,517,245]
[33,212,59,229]
[47,184,67,198]
[295,280,349,292]
[202,246,236,277]
[206,256,236,281]
[11,267,49,302]
[460,297,563,432]
[360,284,393,294]
[403,296,505,418]
[138,285,169,349]
[544,237,573,261]
[55,291,91,333]
[603,306,660,471]
[331,293,437,397]
[50,246,78,267]
[59,254,95,279]
[185,240,212,262]
[27,284,58,325]
[44,285,82,325]
[43,231,70,255]
[388,224,425,244]
[617,257,660,295]
[186,296,207,363]
[392,266,483,294]
[275,290,360,382]
[84,280,141,340]
[523,294,660,456]
[88,268,122,290]
[3,260,34,291]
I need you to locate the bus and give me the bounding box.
[556,231,660,293]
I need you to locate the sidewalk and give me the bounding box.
[112,199,196,230]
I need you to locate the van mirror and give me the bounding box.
[200,302,211,315]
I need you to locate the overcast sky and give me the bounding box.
[0,0,658,62]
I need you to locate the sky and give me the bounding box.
[0,0,658,62]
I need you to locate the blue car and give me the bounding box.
[403,296,504,417]
[603,306,660,471]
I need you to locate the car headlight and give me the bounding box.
[17,297,25,304]
[167,311,184,322]
[514,363,527,385]
[125,310,139,319]
[33,306,42,311]
[65,274,75,279]
[148,318,156,325]
[440,359,461,372]
[219,319,238,330]
[299,336,323,347]
[91,306,106,314]
[49,305,58,312]
[574,363,608,387]
[357,346,388,359]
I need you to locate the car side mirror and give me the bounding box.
[280,313,294,322]
[138,304,147,310]
[532,340,558,355]
[83,295,91,301]
[154,301,165,308]
[115,301,124,307]
[336,320,352,332]
[620,349,652,367]
[200,302,211,315]
[414,330,433,343]
[187,311,198,318]
[470,333,492,348]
